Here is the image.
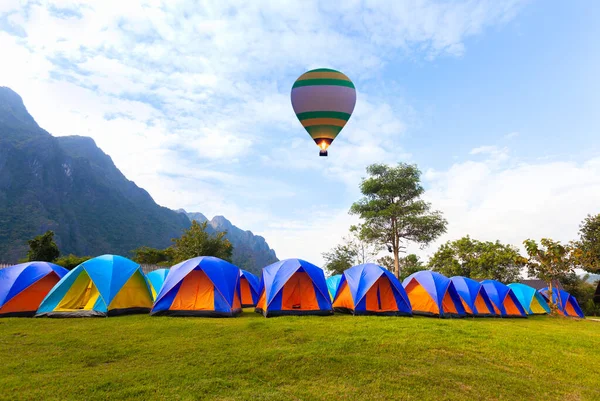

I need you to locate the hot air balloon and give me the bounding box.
[291,68,356,156]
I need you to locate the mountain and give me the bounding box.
[0,87,278,274]
[0,87,192,261]
[178,211,278,275]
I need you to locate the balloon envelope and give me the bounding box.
[291,68,356,155]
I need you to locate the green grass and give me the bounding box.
[1,311,599,400]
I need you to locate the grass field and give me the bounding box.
[1,311,599,401]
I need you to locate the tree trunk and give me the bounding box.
[548,281,556,315]
[393,246,400,278]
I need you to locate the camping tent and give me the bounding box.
[402,271,466,317]
[36,255,153,317]
[333,264,411,316]
[240,270,260,307]
[481,280,527,318]
[326,274,342,301]
[0,262,68,317]
[255,259,333,317]
[152,256,242,317]
[508,283,550,315]
[450,276,496,317]
[147,269,169,300]
[539,287,585,318]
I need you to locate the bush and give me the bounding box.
[53,254,91,270]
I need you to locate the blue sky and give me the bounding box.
[1,0,599,264]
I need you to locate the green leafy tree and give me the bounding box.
[26,230,60,262]
[171,220,233,264]
[379,254,425,281]
[322,243,355,276]
[523,238,575,314]
[561,272,598,315]
[131,246,174,266]
[53,254,91,270]
[350,163,447,278]
[428,236,525,282]
[322,225,381,276]
[572,214,600,274]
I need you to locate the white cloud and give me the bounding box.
[504,131,520,139]
[0,0,530,264]
[423,152,600,259]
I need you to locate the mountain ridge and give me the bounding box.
[0,87,277,274]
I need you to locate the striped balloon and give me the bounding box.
[291,68,356,156]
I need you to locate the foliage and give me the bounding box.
[131,246,174,266]
[571,214,600,274]
[322,225,382,275]
[26,230,60,262]
[171,220,233,264]
[322,244,355,276]
[561,273,599,316]
[1,315,600,400]
[53,254,91,270]
[350,163,447,278]
[398,254,426,281]
[379,254,426,281]
[523,238,575,314]
[428,236,525,282]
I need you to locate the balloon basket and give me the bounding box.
[319,150,328,157]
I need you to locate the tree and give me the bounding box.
[428,236,525,282]
[572,214,600,274]
[350,163,447,278]
[379,254,425,281]
[523,238,575,314]
[322,225,381,276]
[171,220,233,264]
[322,243,355,276]
[53,254,91,270]
[26,230,60,262]
[131,246,174,266]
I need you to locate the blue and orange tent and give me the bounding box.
[326,274,342,301]
[481,280,527,318]
[450,276,496,317]
[152,256,242,317]
[402,271,466,317]
[0,262,68,317]
[333,264,411,316]
[255,259,332,317]
[240,270,260,307]
[37,255,153,317]
[539,287,584,318]
[147,269,169,300]
[508,283,550,315]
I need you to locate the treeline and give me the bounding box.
[323,163,600,316]
[18,220,233,270]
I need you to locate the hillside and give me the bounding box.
[178,210,278,275]
[0,87,278,272]
[0,314,598,400]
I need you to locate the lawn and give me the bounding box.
[0,311,598,401]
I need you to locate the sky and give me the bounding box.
[1,0,599,265]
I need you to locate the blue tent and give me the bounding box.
[333,264,411,316]
[539,287,584,318]
[326,274,342,301]
[152,257,242,317]
[402,271,466,317]
[0,262,68,317]
[481,280,527,318]
[147,269,169,300]
[255,259,332,317]
[240,269,260,307]
[508,283,550,315]
[37,255,153,317]
[450,276,496,317]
